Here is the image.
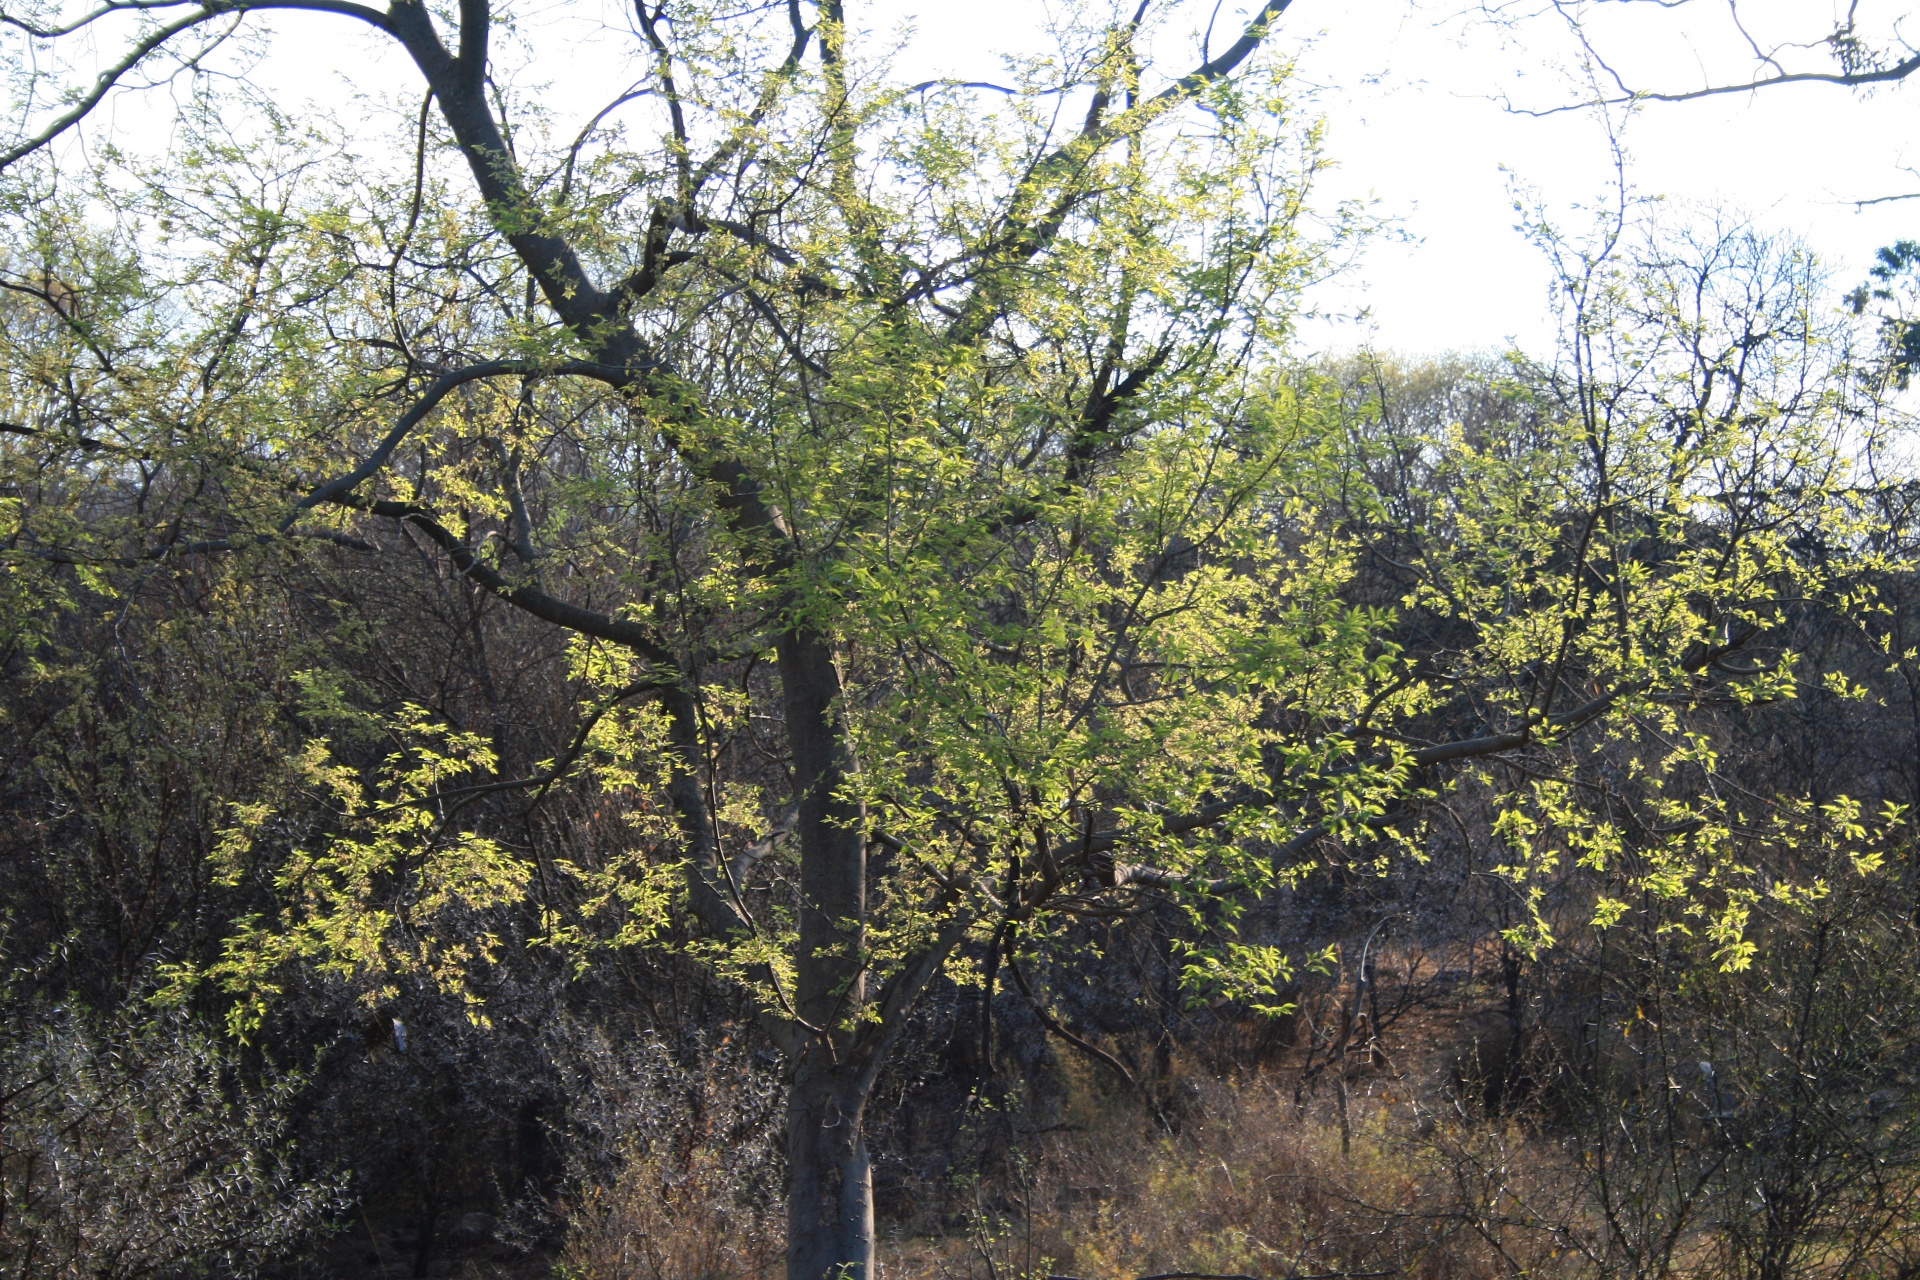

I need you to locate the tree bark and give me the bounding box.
[786,1055,876,1280]
[779,625,874,1280]
[782,630,866,1023]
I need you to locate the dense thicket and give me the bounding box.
[0,3,1918,1278]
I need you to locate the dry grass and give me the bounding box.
[882,1060,1565,1280]
[551,1046,1587,1280]
[556,1145,784,1280]
[554,1057,1920,1280]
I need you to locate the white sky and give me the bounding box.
[70,0,1920,360]
[882,0,1919,358]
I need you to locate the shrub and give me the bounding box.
[0,1006,338,1279]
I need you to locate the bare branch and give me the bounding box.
[1003,949,1150,1096]
[0,421,123,453]
[904,78,1023,95]
[1526,49,1920,111]
[557,81,652,198]
[0,0,391,170]
[7,527,376,567]
[0,0,196,40]
[684,1,813,197]
[632,1,693,204]
[1060,0,1295,162]
[1509,0,1920,113]
[1853,191,1920,208]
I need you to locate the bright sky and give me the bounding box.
[882,0,1918,358]
[72,0,1920,361]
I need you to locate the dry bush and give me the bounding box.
[559,1146,783,1280]
[881,1058,1564,1280]
[541,998,1920,1280]
[874,894,1920,1280]
[552,1028,784,1280]
[542,884,1920,1280]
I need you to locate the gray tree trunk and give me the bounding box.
[786,1059,876,1280]
[779,628,874,1280]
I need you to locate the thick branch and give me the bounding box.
[347,495,758,954]
[1004,950,1146,1094]
[377,8,798,559]
[280,359,630,531]
[9,527,373,567]
[1041,0,1295,173]
[385,0,624,340]
[0,422,123,453]
[371,676,668,813]
[938,0,1292,344]
[633,0,694,203]
[455,0,487,93]
[350,497,672,660]
[685,2,812,197]
[0,7,215,170]
[850,911,976,1084]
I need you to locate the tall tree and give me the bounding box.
[0,6,1346,1275]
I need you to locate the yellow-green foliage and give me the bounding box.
[0,1,1907,1067]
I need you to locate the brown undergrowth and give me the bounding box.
[551,918,1920,1280]
[882,1061,1565,1280]
[553,1051,1577,1280]
[556,1146,784,1280]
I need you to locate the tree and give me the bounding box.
[0,6,1366,1275]
[0,4,1908,1278]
